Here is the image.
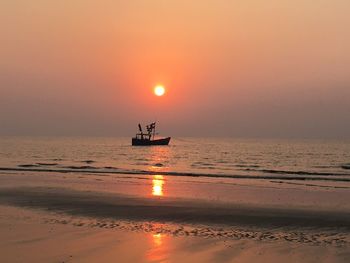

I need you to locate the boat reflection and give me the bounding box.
[152,175,165,196]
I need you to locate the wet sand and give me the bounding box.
[1,205,349,263]
[0,171,349,262]
[1,186,350,231]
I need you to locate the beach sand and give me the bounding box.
[0,171,349,262]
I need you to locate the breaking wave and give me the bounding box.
[1,163,350,183]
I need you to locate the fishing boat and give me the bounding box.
[132,122,171,146]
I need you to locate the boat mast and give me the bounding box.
[138,123,144,140]
[153,122,156,140]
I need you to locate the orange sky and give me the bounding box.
[0,1,349,138]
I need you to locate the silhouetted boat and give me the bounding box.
[132,122,171,146]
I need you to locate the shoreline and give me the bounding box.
[1,186,350,231]
[1,166,350,183]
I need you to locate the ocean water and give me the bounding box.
[0,137,349,183]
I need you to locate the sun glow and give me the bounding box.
[154,85,165,96]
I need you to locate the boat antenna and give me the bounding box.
[153,121,156,140]
[138,123,144,140]
[138,123,143,133]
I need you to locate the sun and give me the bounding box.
[154,85,165,96]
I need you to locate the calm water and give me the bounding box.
[0,137,349,182]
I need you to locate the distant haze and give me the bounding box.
[1,1,349,138]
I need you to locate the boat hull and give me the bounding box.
[132,137,171,146]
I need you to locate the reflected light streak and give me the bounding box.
[152,233,162,246]
[146,232,167,262]
[152,175,165,196]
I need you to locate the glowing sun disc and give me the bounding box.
[154,85,165,96]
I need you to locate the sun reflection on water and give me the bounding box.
[152,175,165,196]
[152,233,163,246]
[147,231,168,262]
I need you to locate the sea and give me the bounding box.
[0,137,349,184]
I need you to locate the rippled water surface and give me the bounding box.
[0,137,349,182]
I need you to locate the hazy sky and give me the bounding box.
[1,0,349,138]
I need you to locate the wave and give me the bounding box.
[242,168,350,176]
[80,160,95,164]
[341,164,350,170]
[64,165,98,170]
[0,166,350,182]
